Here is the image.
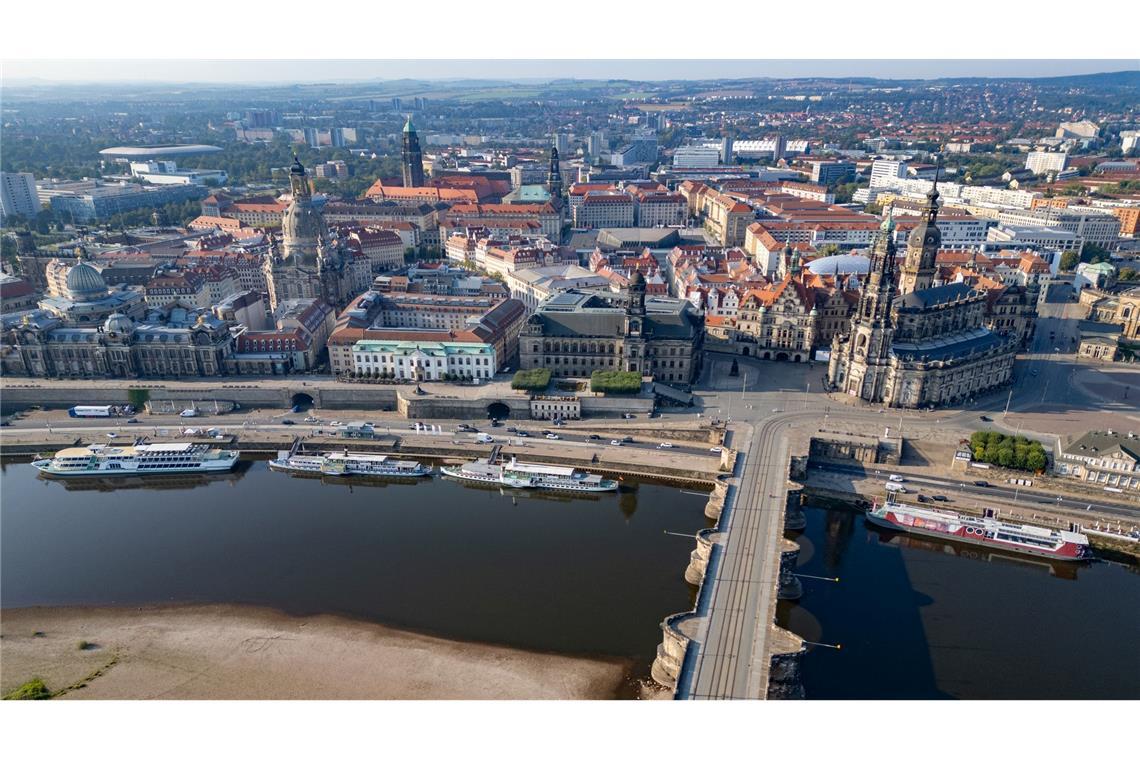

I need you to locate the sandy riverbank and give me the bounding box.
[0,604,630,700]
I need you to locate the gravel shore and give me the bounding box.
[0,604,629,700]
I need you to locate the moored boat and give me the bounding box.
[32,442,239,477]
[866,496,1092,561]
[269,450,430,478]
[442,456,618,492]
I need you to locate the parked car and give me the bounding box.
[979,415,993,422]
[973,480,990,487]
[932,495,949,502]
[506,427,518,433]
[709,447,723,454]
[610,440,622,446]
[516,430,529,437]
[885,482,907,493]
[544,433,560,440]
[917,494,929,503]
[126,418,140,424]
[282,419,296,425]
[621,436,634,443]
[888,474,905,483]
[658,442,674,449]
[588,434,601,440]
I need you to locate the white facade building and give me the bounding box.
[672,146,721,169]
[869,160,908,187]
[1025,151,1069,176]
[1,172,39,220]
[351,340,496,381]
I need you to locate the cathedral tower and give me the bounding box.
[401,115,425,188]
[827,210,899,402]
[899,163,941,295]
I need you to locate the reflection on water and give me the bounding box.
[34,460,254,493]
[780,503,1140,699]
[1,461,709,679]
[868,525,1083,581]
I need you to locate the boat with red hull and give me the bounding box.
[866,496,1092,562]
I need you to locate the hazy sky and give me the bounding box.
[4,59,1136,84]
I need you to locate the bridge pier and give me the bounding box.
[785,484,806,531]
[765,626,806,699]
[684,528,718,585]
[649,615,691,691]
[704,481,728,520]
[777,538,803,600]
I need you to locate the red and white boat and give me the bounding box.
[866,496,1092,562]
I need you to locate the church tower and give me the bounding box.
[401,115,425,188]
[827,210,899,402]
[899,163,941,295]
[547,144,564,200]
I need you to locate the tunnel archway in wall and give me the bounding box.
[487,401,511,420]
[776,352,790,362]
[291,392,315,411]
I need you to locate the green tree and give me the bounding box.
[1060,250,1080,271]
[127,388,150,410]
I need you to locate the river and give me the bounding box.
[780,503,1140,699]
[0,459,709,685]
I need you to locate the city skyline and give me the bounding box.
[3,59,1137,85]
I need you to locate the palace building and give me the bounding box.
[519,272,704,386]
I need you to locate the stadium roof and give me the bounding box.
[99,144,223,159]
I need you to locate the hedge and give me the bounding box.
[968,430,1048,472]
[590,370,642,394]
[511,368,552,391]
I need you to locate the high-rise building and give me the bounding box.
[1,172,40,221]
[554,133,570,154]
[870,159,908,187]
[401,116,425,188]
[1025,150,1069,176]
[587,130,606,158]
[721,137,734,164]
[772,133,785,163]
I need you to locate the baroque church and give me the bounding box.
[264,158,370,312]
[827,180,1020,408]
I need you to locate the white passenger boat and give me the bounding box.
[269,450,431,478]
[32,442,239,477]
[441,456,618,492]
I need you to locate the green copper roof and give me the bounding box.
[403,116,415,133]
